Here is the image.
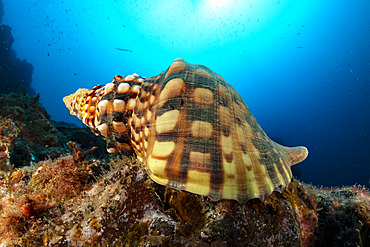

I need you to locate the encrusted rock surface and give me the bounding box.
[0,93,106,171]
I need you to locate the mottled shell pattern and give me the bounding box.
[63,58,308,203]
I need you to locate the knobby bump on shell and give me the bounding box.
[63,58,308,203]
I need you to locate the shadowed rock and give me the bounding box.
[0,15,35,95]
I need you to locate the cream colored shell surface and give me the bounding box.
[63,58,308,203]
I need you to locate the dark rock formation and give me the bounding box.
[0,1,35,96]
[0,0,4,24]
[0,25,35,96]
[0,93,107,170]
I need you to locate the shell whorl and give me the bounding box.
[64,58,308,203]
[64,74,145,155]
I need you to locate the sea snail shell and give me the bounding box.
[63,58,308,203]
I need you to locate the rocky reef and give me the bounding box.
[0,93,106,172]
[0,0,35,96]
[0,93,369,246]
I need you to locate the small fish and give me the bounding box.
[296,46,303,49]
[115,48,133,52]
[122,25,125,28]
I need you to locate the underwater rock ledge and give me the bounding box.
[0,93,369,246]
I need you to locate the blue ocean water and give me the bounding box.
[1,0,369,187]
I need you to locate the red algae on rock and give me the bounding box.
[1,154,369,246]
[281,179,318,246]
